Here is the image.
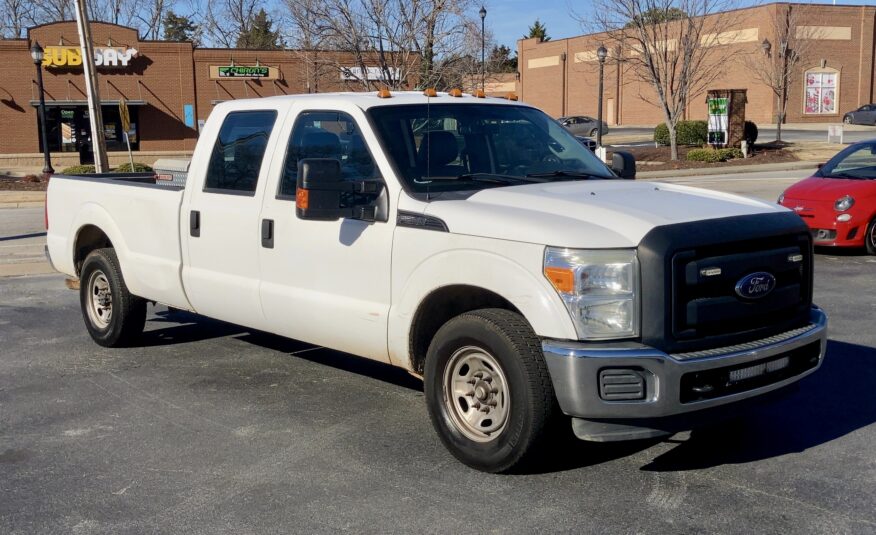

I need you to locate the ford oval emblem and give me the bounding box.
[735,272,776,300]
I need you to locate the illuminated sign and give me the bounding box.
[209,65,279,80]
[42,46,139,69]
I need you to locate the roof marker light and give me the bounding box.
[472,89,486,98]
[506,92,518,101]
[376,88,392,98]
[448,88,463,97]
[423,88,438,97]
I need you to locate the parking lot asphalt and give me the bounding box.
[2,176,876,534]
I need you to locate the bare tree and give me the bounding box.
[0,0,35,38]
[585,0,741,160]
[203,0,263,48]
[134,0,172,40]
[282,0,480,91]
[741,4,815,142]
[31,0,75,25]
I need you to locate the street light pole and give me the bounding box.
[480,6,487,93]
[596,45,607,150]
[30,42,54,176]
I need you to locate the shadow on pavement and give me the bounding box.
[641,340,876,471]
[139,309,248,347]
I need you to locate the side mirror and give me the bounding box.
[611,150,636,179]
[296,158,347,221]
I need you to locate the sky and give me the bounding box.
[487,0,871,50]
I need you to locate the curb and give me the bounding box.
[637,160,819,179]
[0,201,45,209]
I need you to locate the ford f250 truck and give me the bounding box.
[46,91,828,473]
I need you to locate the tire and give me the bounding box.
[79,248,147,347]
[843,116,853,125]
[589,128,599,137]
[866,218,876,256]
[424,308,557,473]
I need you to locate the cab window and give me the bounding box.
[278,111,380,197]
[205,110,277,194]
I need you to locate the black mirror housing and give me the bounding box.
[296,158,347,221]
[611,151,636,179]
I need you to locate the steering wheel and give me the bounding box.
[541,154,562,165]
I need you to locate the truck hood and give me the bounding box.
[424,180,788,248]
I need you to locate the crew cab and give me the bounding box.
[46,91,827,473]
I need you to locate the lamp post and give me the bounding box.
[596,44,608,150]
[479,6,487,92]
[30,42,54,176]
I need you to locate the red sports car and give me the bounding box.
[779,140,876,254]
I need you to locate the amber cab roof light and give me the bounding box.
[376,88,392,98]
[448,88,463,97]
[506,92,519,101]
[472,89,486,98]
[423,88,438,97]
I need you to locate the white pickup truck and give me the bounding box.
[46,91,827,472]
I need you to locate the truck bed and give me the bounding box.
[46,173,191,310]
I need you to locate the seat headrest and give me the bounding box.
[301,130,341,159]
[417,131,458,169]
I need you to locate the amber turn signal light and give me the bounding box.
[544,267,575,293]
[295,188,309,210]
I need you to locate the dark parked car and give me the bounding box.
[575,135,597,152]
[843,104,876,126]
[559,115,609,137]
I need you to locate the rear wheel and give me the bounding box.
[79,248,146,347]
[866,218,876,255]
[424,308,557,473]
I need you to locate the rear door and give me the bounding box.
[181,105,284,328]
[257,104,395,362]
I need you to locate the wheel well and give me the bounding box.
[408,285,522,375]
[74,225,113,276]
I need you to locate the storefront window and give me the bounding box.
[804,69,838,115]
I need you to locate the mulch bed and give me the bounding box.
[621,143,798,172]
[0,175,50,191]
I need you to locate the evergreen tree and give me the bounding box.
[524,19,550,42]
[163,11,199,43]
[237,9,283,49]
[489,45,517,72]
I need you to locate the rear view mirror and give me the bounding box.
[296,158,346,221]
[611,151,636,179]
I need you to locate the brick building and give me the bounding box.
[517,3,876,125]
[0,21,402,166]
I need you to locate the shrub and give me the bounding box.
[717,147,744,160]
[686,148,723,163]
[115,162,153,172]
[61,164,96,175]
[744,120,758,145]
[654,120,708,146]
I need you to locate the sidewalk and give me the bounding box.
[0,191,45,208]
[637,160,819,179]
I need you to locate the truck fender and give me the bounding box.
[68,203,135,287]
[387,249,577,371]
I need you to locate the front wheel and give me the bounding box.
[424,309,557,473]
[79,248,147,347]
[589,128,599,137]
[843,116,853,124]
[866,218,876,255]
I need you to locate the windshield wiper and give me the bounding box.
[525,170,611,180]
[453,173,548,184]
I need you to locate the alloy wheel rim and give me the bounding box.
[442,346,510,442]
[86,270,113,329]
[870,221,876,249]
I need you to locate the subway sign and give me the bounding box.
[209,65,280,80]
[42,46,139,69]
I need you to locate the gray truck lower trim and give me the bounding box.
[542,307,828,441]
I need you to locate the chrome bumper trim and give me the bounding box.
[542,307,827,420]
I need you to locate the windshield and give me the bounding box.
[367,103,615,194]
[819,142,876,179]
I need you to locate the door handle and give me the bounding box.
[190,210,200,237]
[261,218,274,248]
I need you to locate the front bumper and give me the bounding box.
[542,307,827,440]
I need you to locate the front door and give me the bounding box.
[258,106,394,362]
[182,106,284,328]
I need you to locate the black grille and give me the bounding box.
[671,235,811,341]
[638,212,814,354]
[679,340,821,403]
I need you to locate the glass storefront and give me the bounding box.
[38,104,140,153]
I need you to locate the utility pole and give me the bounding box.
[74,0,109,172]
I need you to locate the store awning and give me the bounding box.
[29,100,147,107]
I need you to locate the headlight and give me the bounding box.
[544,248,640,340]
[777,193,785,204]
[834,195,854,212]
